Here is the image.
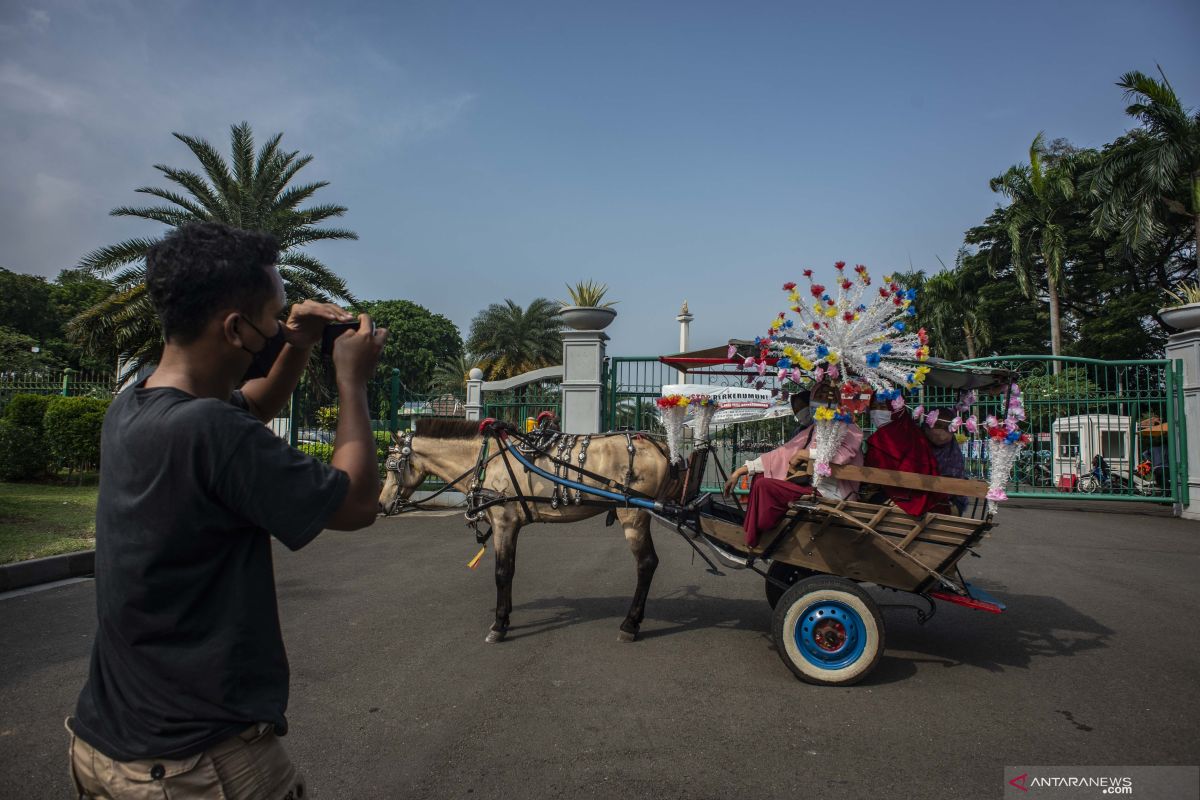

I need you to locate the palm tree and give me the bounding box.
[70,122,356,374]
[466,298,562,379]
[1091,68,1200,273]
[990,132,1077,371]
[430,353,478,394]
[921,263,991,361]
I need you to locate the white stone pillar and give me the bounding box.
[561,331,608,434]
[1165,331,1200,519]
[676,300,694,353]
[464,368,484,421]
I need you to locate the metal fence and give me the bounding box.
[946,356,1186,505]
[483,380,562,429]
[604,354,1188,506]
[605,356,781,491]
[0,369,116,414]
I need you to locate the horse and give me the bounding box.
[378,418,681,644]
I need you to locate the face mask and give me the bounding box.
[793,407,814,427]
[870,410,893,429]
[239,317,287,381]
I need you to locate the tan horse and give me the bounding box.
[379,418,680,643]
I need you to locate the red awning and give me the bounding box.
[659,341,777,373]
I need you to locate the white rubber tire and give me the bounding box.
[772,576,884,686]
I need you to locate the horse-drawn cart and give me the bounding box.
[488,358,1014,687]
[661,455,1003,685]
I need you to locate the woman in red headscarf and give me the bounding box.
[862,394,945,516]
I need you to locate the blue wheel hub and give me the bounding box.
[794,599,867,670]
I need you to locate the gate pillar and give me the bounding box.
[1166,330,1200,519]
[561,330,608,434]
[465,368,484,421]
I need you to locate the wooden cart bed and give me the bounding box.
[685,456,995,594]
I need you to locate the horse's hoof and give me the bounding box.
[617,629,639,643]
[485,629,507,644]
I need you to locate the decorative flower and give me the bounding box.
[782,281,796,291]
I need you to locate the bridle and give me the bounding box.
[385,431,414,475]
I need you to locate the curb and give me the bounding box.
[0,550,95,593]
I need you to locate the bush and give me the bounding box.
[0,419,53,480]
[3,394,53,430]
[300,432,395,474]
[316,405,339,432]
[43,396,110,475]
[298,442,334,463]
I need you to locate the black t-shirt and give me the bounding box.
[71,381,349,761]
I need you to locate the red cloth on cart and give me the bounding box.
[743,477,817,547]
[863,411,945,516]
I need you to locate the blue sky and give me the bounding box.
[2,0,1197,357]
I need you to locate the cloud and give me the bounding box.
[0,61,78,114]
[0,7,50,40]
[0,1,474,276]
[374,93,477,144]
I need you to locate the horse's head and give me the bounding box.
[379,430,429,515]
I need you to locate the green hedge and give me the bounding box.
[43,396,110,475]
[0,419,52,480]
[299,432,394,476]
[298,442,334,463]
[4,394,53,430]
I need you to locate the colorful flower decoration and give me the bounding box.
[734,262,933,476]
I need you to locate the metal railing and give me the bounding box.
[0,369,116,413]
[604,354,1188,507]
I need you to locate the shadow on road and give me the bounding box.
[875,581,1115,677]
[508,580,1115,685]
[509,584,770,641]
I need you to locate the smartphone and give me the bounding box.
[320,320,374,359]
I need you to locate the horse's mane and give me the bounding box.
[415,417,481,439]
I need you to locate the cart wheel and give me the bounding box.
[772,576,884,686]
[765,561,817,609]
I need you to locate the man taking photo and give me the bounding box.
[66,222,387,798]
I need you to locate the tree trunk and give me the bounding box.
[1193,175,1199,275]
[963,325,978,360]
[1047,272,1063,375]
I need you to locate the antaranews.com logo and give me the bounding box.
[1006,766,1199,798]
[1008,772,1133,794]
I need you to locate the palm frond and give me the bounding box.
[110,205,201,227]
[78,238,157,276]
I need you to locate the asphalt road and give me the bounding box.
[1,504,1198,799]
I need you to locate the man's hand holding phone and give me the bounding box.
[331,314,387,386]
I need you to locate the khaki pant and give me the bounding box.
[66,718,306,799]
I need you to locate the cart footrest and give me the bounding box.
[930,582,1005,614]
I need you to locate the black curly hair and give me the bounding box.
[145,222,279,343]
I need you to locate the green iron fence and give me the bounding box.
[276,368,466,490]
[946,356,1186,506]
[605,356,782,491]
[483,380,562,430]
[0,369,116,413]
[604,354,1188,506]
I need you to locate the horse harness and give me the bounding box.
[384,425,671,540]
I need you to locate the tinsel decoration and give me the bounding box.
[743,264,933,396]
[811,419,847,477]
[688,394,719,446]
[656,395,689,465]
[983,383,1031,514]
[985,441,1023,513]
[736,263,934,475]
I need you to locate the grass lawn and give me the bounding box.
[0,480,98,565]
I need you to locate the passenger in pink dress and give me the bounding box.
[723,382,863,546]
